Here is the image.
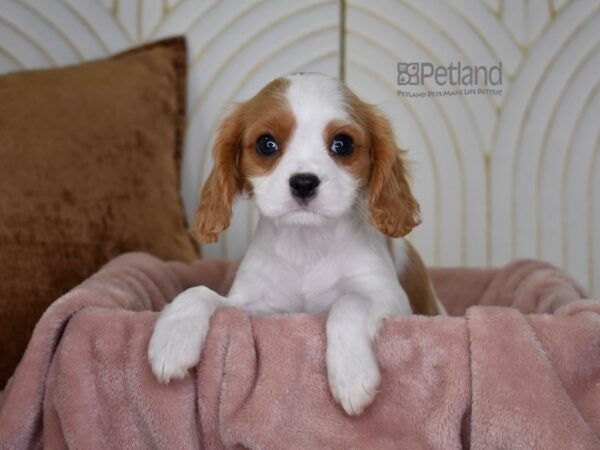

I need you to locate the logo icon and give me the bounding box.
[397,63,419,85]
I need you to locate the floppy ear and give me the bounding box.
[194,107,245,243]
[367,109,421,237]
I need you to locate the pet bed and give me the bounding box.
[0,253,599,449]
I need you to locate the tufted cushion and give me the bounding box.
[0,37,198,387]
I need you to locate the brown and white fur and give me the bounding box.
[148,73,444,416]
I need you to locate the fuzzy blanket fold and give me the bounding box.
[1,254,599,449]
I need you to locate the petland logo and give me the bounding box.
[397,62,503,98]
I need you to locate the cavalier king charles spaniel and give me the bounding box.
[148,73,444,415]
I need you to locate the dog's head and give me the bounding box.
[194,73,421,243]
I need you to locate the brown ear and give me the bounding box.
[194,107,245,243]
[367,109,421,237]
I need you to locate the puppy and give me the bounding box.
[148,73,443,416]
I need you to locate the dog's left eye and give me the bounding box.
[330,134,354,156]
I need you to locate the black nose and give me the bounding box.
[289,173,320,199]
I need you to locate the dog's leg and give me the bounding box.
[148,286,226,383]
[326,287,410,415]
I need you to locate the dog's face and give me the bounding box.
[195,73,421,243]
[245,75,362,227]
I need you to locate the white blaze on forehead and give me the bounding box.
[282,74,351,174]
[284,73,351,128]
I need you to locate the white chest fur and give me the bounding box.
[227,213,401,315]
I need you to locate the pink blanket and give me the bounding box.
[1,254,599,449]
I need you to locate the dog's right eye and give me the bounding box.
[256,135,279,156]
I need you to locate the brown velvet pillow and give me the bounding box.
[0,37,198,387]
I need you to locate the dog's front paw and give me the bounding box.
[326,342,381,416]
[148,287,217,383]
[148,315,207,383]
